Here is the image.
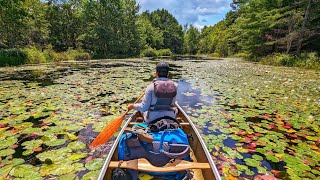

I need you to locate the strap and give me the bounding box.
[149,116,180,125]
[162,144,190,160]
[137,134,188,160]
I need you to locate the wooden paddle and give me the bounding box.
[90,93,145,148]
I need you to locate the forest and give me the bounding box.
[0,0,320,69]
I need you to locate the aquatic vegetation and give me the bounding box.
[0,59,319,179]
[179,60,320,179]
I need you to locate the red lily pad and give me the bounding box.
[0,123,8,128]
[244,138,252,143]
[288,134,298,138]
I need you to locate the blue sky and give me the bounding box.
[136,0,233,29]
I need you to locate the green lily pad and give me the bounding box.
[69,152,87,161]
[21,127,42,134]
[245,169,255,176]
[82,170,100,180]
[244,158,260,167]
[257,166,268,174]
[229,169,240,176]
[0,136,18,150]
[252,155,263,161]
[311,169,320,175]
[22,149,34,156]
[37,147,71,162]
[0,165,13,178]
[65,133,78,140]
[67,141,86,151]
[85,158,104,171]
[22,139,43,150]
[73,162,86,172]
[266,154,279,163]
[45,139,66,146]
[40,161,74,176]
[2,158,25,166]
[0,149,15,157]
[59,173,79,180]
[9,164,40,178]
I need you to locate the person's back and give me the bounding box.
[128,61,178,122]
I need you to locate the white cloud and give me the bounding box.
[137,0,233,26]
[193,23,205,31]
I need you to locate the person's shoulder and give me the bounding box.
[146,83,155,90]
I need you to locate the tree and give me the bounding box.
[136,12,163,50]
[0,0,29,48]
[183,25,200,54]
[46,0,83,51]
[149,9,184,53]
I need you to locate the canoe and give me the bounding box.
[97,102,222,180]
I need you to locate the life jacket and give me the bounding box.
[150,79,177,111]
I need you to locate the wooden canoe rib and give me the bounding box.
[109,158,211,172]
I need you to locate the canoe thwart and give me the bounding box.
[109,158,211,172]
[128,122,190,126]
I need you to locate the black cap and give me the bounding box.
[156,61,169,77]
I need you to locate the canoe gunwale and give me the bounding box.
[97,113,136,179]
[175,102,221,180]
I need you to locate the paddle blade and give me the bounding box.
[89,114,125,148]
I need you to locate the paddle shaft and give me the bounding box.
[123,92,145,115]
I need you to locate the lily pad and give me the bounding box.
[40,161,74,176]
[67,141,86,151]
[244,158,260,167]
[36,147,71,162]
[0,149,15,157]
[252,155,263,161]
[0,136,18,150]
[9,164,41,179]
[82,170,100,180]
[266,154,279,163]
[59,173,79,180]
[22,139,43,150]
[45,139,66,147]
[69,152,88,161]
[73,162,86,172]
[85,158,104,171]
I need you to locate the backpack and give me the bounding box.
[116,119,191,180]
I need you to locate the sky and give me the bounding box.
[136,0,233,29]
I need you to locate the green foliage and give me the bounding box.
[0,49,27,66]
[232,52,252,60]
[156,49,173,56]
[81,0,140,57]
[148,9,184,54]
[198,21,231,57]
[140,47,157,57]
[0,46,91,66]
[137,13,164,50]
[261,53,320,70]
[64,50,91,61]
[183,25,200,55]
[23,47,46,64]
[197,0,320,62]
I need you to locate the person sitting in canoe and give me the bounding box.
[127,61,178,122]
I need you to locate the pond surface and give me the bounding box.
[0,59,319,180]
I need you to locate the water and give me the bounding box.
[1,59,319,179]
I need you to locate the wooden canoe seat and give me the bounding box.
[109,158,210,172]
[128,122,190,126]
